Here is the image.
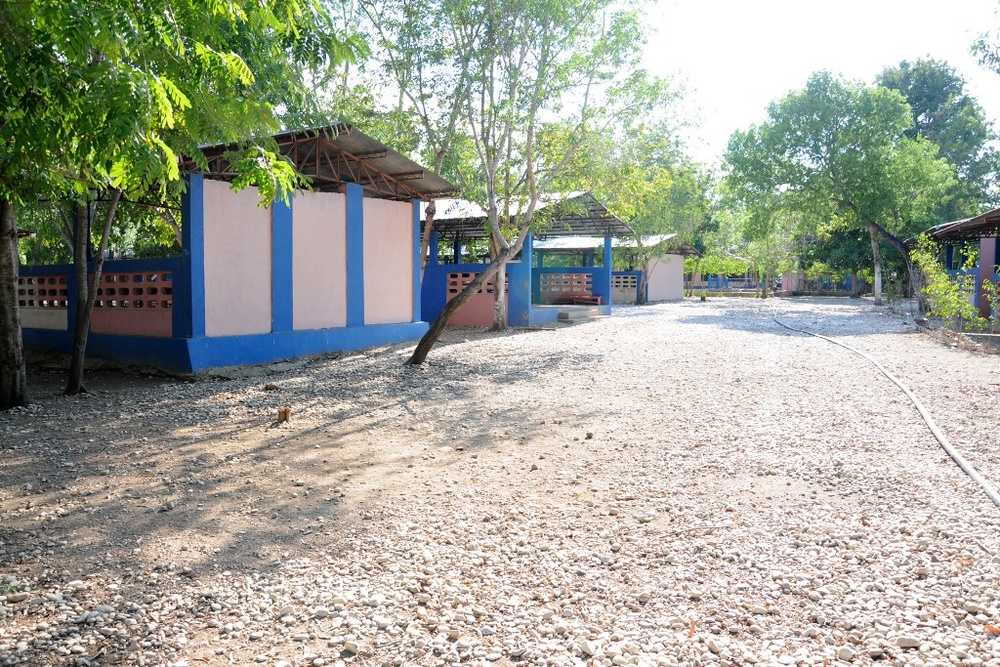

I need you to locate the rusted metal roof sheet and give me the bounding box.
[180,124,458,201]
[923,208,1000,242]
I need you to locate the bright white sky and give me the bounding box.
[644,0,1000,166]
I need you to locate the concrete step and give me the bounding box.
[558,307,602,320]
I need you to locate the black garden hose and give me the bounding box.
[772,311,1000,510]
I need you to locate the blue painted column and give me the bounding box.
[453,240,462,264]
[592,236,613,305]
[507,232,532,325]
[345,183,365,327]
[429,231,439,266]
[421,231,442,323]
[522,231,533,297]
[272,198,294,332]
[978,235,997,318]
[412,199,422,323]
[174,173,206,338]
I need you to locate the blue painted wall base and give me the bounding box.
[23,322,429,374]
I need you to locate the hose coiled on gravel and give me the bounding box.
[771,312,1000,510]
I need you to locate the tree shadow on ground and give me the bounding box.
[0,335,605,585]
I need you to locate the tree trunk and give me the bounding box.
[689,259,701,296]
[635,242,649,305]
[0,198,28,410]
[419,200,436,276]
[66,203,90,394]
[66,191,121,395]
[405,254,507,365]
[489,260,508,331]
[867,220,925,312]
[637,264,649,305]
[406,225,530,365]
[850,271,861,297]
[868,224,883,305]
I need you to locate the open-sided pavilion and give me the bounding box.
[922,208,1000,318]
[421,192,636,326]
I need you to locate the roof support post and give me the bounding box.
[591,236,613,305]
[412,199,422,323]
[174,173,206,338]
[345,182,365,327]
[978,235,997,318]
[428,232,439,266]
[507,232,532,326]
[271,197,294,332]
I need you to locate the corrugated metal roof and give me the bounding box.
[924,208,1000,241]
[424,192,634,240]
[180,124,458,201]
[532,236,605,250]
[531,234,697,255]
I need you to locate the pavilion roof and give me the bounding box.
[180,124,458,202]
[921,207,1000,242]
[424,192,634,240]
[532,233,696,255]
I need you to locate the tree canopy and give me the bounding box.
[877,58,999,217]
[0,0,366,408]
[723,71,956,304]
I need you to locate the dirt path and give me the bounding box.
[2,298,999,667]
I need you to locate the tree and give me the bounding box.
[877,58,999,217]
[724,72,956,305]
[911,235,983,330]
[559,118,710,304]
[1,0,364,404]
[376,0,668,363]
[800,221,873,297]
[356,0,479,277]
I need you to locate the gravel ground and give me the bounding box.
[1,296,1000,667]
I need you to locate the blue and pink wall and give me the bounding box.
[421,231,615,327]
[18,174,427,372]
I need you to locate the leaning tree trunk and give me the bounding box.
[66,191,121,395]
[406,227,531,366]
[867,220,925,312]
[637,265,649,305]
[405,255,508,366]
[635,245,650,305]
[868,225,883,306]
[0,198,28,410]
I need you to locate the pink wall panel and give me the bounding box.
[449,293,498,327]
[646,254,684,301]
[91,271,174,336]
[362,198,414,325]
[203,180,273,336]
[293,191,348,330]
[446,271,507,327]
